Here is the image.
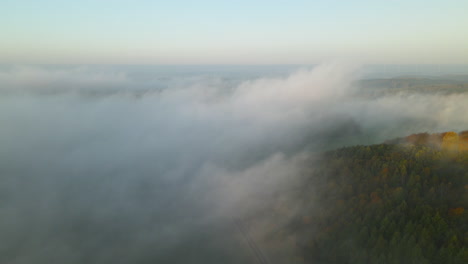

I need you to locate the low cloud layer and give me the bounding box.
[0,64,467,263]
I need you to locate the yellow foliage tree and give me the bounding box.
[441,131,459,152]
[459,131,468,152]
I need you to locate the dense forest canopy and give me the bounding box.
[280,131,468,264]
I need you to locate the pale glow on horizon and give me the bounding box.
[1,0,468,64]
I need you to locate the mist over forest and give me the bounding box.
[0,64,467,263]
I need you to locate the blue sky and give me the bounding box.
[1,0,467,64]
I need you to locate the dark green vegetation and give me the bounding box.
[292,142,467,264]
[354,76,468,96]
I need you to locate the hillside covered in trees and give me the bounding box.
[387,131,468,152]
[280,132,468,264]
[354,76,468,97]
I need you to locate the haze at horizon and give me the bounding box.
[1,0,468,64]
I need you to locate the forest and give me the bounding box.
[355,76,468,97]
[283,131,468,264]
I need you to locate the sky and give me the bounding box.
[1,0,468,64]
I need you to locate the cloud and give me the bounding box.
[0,63,467,263]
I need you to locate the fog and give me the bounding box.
[0,63,467,263]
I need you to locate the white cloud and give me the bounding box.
[0,63,467,263]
